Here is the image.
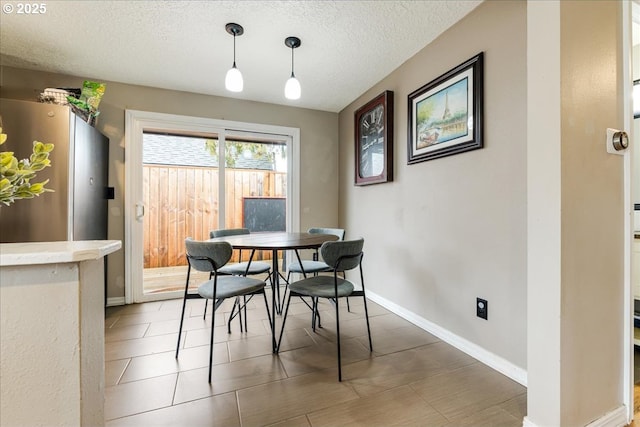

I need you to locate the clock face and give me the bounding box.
[359,104,385,178]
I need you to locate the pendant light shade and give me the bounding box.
[225,23,244,92]
[225,66,243,92]
[284,36,301,100]
[285,74,301,100]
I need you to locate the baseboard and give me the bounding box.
[106,296,125,307]
[522,404,629,427]
[366,290,528,387]
[585,405,628,427]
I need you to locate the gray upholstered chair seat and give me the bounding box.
[218,261,271,276]
[197,275,266,300]
[288,276,354,298]
[287,259,330,275]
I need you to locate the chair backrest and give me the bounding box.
[309,227,345,241]
[320,238,364,272]
[185,238,233,272]
[210,228,251,238]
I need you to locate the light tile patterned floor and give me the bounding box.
[105,291,526,426]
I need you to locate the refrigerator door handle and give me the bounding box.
[135,202,145,222]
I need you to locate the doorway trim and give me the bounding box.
[624,0,634,422]
[124,110,300,304]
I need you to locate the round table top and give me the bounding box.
[207,232,338,250]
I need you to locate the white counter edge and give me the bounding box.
[0,240,122,266]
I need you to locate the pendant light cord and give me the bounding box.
[233,33,237,67]
[290,45,295,78]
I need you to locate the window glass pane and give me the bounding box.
[223,139,288,232]
[140,132,289,295]
[142,132,219,294]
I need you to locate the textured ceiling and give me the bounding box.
[0,0,482,112]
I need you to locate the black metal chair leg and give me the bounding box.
[243,295,248,331]
[276,279,282,315]
[176,266,191,358]
[363,294,373,351]
[316,298,322,328]
[276,294,293,352]
[359,266,372,351]
[228,298,237,334]
[176,297,188,358]
[311,297,317,331]
[262,292,272,327]
[269,271,279,315]
[343,271,350,313]
[208,297,218,383]
[335,297,342,381]
[202,271,214,320]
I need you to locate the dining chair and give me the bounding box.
[277,238,372,381]
[176,238,270,382]
[286,227,345,329]
[207,228,272,332]
[286,227,345,281]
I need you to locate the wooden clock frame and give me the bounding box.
[354,90,394,186]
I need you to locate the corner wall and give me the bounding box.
[0,66,339,300]
[527,1,626,425]
[338,1,527,370]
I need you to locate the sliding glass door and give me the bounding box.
[125,110,299,303]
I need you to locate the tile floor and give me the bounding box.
[105,291,527,426]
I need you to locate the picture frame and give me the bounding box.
[354,90,394,186]
[407,52,483,164]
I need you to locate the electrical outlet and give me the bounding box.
[477,298,488,320]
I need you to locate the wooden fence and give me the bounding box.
[143,165,286,268]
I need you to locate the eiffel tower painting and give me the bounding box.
[442,91,452,121]
[408,52,483,164]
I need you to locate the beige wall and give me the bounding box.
[0,66,339,299]
[338,0,527,369]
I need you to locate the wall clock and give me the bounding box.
[354,90,394,186]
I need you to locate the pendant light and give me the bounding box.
[284,36,301,100]
[225,23,244,92]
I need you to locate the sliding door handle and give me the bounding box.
[135,203,145,222]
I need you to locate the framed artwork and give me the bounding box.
[407,52,483,164]
[355,90,393,186]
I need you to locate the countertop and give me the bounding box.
[0,240,121,266]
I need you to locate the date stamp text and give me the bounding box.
[2,3,47,14]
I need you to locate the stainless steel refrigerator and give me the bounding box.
[0,98,109,242]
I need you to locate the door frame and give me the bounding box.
[124,110,300,304]
[624,0,635,422]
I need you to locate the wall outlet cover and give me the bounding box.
[477,298,488,320]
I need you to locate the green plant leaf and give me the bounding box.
[0,132,55,205]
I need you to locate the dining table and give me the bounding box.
[207,231,339,352]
